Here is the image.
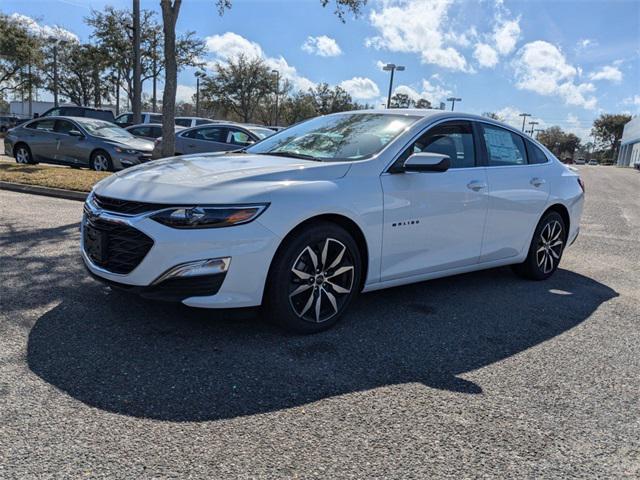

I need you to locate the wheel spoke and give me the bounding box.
[324,288,338,314]
[314,290,322,322]
[305,246,318,270]
[326,265,353,280]
[289,284,311,298]
[299,290,315,317]
[549,248,560,259]
[292,267,311,280]
[551,222,562,241]
[325,279,349,294]
[328,244,346,270]
[550,240,563,248]
[321,239,329,269]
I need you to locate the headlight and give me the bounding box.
[151,204,268,229]
[114,147,140,155]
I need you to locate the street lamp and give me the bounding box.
[48,37,67,108]
[519,112,531,131]
[528,120,539,136]
[446,97,462,111]
[195,71,206,117]
[382,63,405,109]
[271,69,280,126]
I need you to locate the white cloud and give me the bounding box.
[565,113,591,141]
[393,78,451,105]
[623,95,640,107]
[577,38,597,50]
[205,32,263,60]
[589,65,623,83]
[302,35,342,57]
[175,85,196,103]
[339,77,380,99]
[493,18,520,55]
[474,43,499,68]
[366,0,471,72]
[513,41,597,110]
[205,32,315,92]
[10,13,78,42]
[494,106,546,131]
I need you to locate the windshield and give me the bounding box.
[246,113,419,161]
[79,118,134,140]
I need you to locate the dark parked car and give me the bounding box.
[40,106,115,123]
[125,123,185,140]
[114,112,163,128]
[5,116,154,171]
[0,115,21,132]
[152,122,274,158]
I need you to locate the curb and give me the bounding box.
[0,181,87,202]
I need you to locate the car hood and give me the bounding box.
[105,137,155,151]
[93,153,352,204]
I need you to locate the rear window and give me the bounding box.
[526,141,549,164]
[85,110,115,122]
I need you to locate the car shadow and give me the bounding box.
[23,239,617,421]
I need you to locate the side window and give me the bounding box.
[115,113,132,125]
[228,129,252,145]
[481,124,527,166]
[196,119,212,125]
[151,126,162,138]
[130,126,151,137]
[31,119,56,131]
[396,120,476,169]
[45,108,61,117]
[54,120,75,134]
[198,127,226,142]
[175,118,191,127]
[526,140,549,164]
[150,115,163,123]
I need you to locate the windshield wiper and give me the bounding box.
[258,151,321,161]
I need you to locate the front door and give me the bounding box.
[380,120,489,281]
[26,118,57,160]
[53,119,87,165]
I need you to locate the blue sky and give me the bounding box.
[4,0,639,139]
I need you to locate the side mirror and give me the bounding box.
[403,152,450,172]
[69,130,84,138]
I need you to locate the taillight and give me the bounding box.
[577,177,585,193]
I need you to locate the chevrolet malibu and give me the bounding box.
[6,116,154,171]
[82,110,584,333]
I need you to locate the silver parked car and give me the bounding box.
[152,122,275,158]
[174,116,217,128]
[125,123,185,140]
[4,116,155,171]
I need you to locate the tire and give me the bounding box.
[90,150,113,172]
[14,144,35,165]
[512,211,566,280]
[264,221,362,334]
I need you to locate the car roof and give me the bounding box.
[127,123,185,130]
[175,116,212,120]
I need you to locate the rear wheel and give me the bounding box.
[90,150,113,172]
[512,211,566,280]
[264,222,361,333]
[14,144,35,165]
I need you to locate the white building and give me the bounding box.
[10,100,54,117]
[617,116,640,167]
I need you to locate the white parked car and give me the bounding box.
[82,110,585,333]
[174,116,216,128]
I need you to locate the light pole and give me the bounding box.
[383,63,405,108]
[519,112,531,132]
[534,128,543,139]
[195,71,205,117]
[447,97,462,111]
[132,0,141,124]
[528,120,539,136]
[271,69,280,126]
[48,37,66,108]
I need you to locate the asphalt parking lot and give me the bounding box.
[1,166,638,478]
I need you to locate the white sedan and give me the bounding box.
[82,110,585,333]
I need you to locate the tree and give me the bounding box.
[415,98,432,109]
[482,112,503,121]
[159,0,367,156]
[537,126,581,157]
[308,83,357,114]
[592,113,631,159]
[200,55,273,123]
[0,14,43,96]
[281,91,316,125]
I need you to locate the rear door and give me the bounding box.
[178,126,230,154]
[477,122,551,262]
[25,119,57,160]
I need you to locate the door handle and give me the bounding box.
[530,177,546,187]
[466,181,487,191]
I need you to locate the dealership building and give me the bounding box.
[617,115,640,167]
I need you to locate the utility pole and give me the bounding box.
[519,112,531,132]
[528,120,539,136]
[151,34,158,113]
[195,71,205,117]
[50,39,60,107]
[447,97,462,111]
[534,128,543,139]
[27,59,32,117]
[383,63,405,108]
[271,69,280,126]
[132,0,142,123]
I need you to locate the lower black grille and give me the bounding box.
[94,194,173,216]
[83,217,154,274]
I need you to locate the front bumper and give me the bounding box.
[109,150,154,170]
[81,197,281,308]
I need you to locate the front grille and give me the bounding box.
[94,194,173,216]
[84,216,154,274]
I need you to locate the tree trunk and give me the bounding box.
[160,0,181,157]
[132,0,142,124]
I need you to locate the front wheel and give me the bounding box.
[264,222,362,333]
[14,144,36,165]
[512,211,566,280]
[90,150,113,172]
